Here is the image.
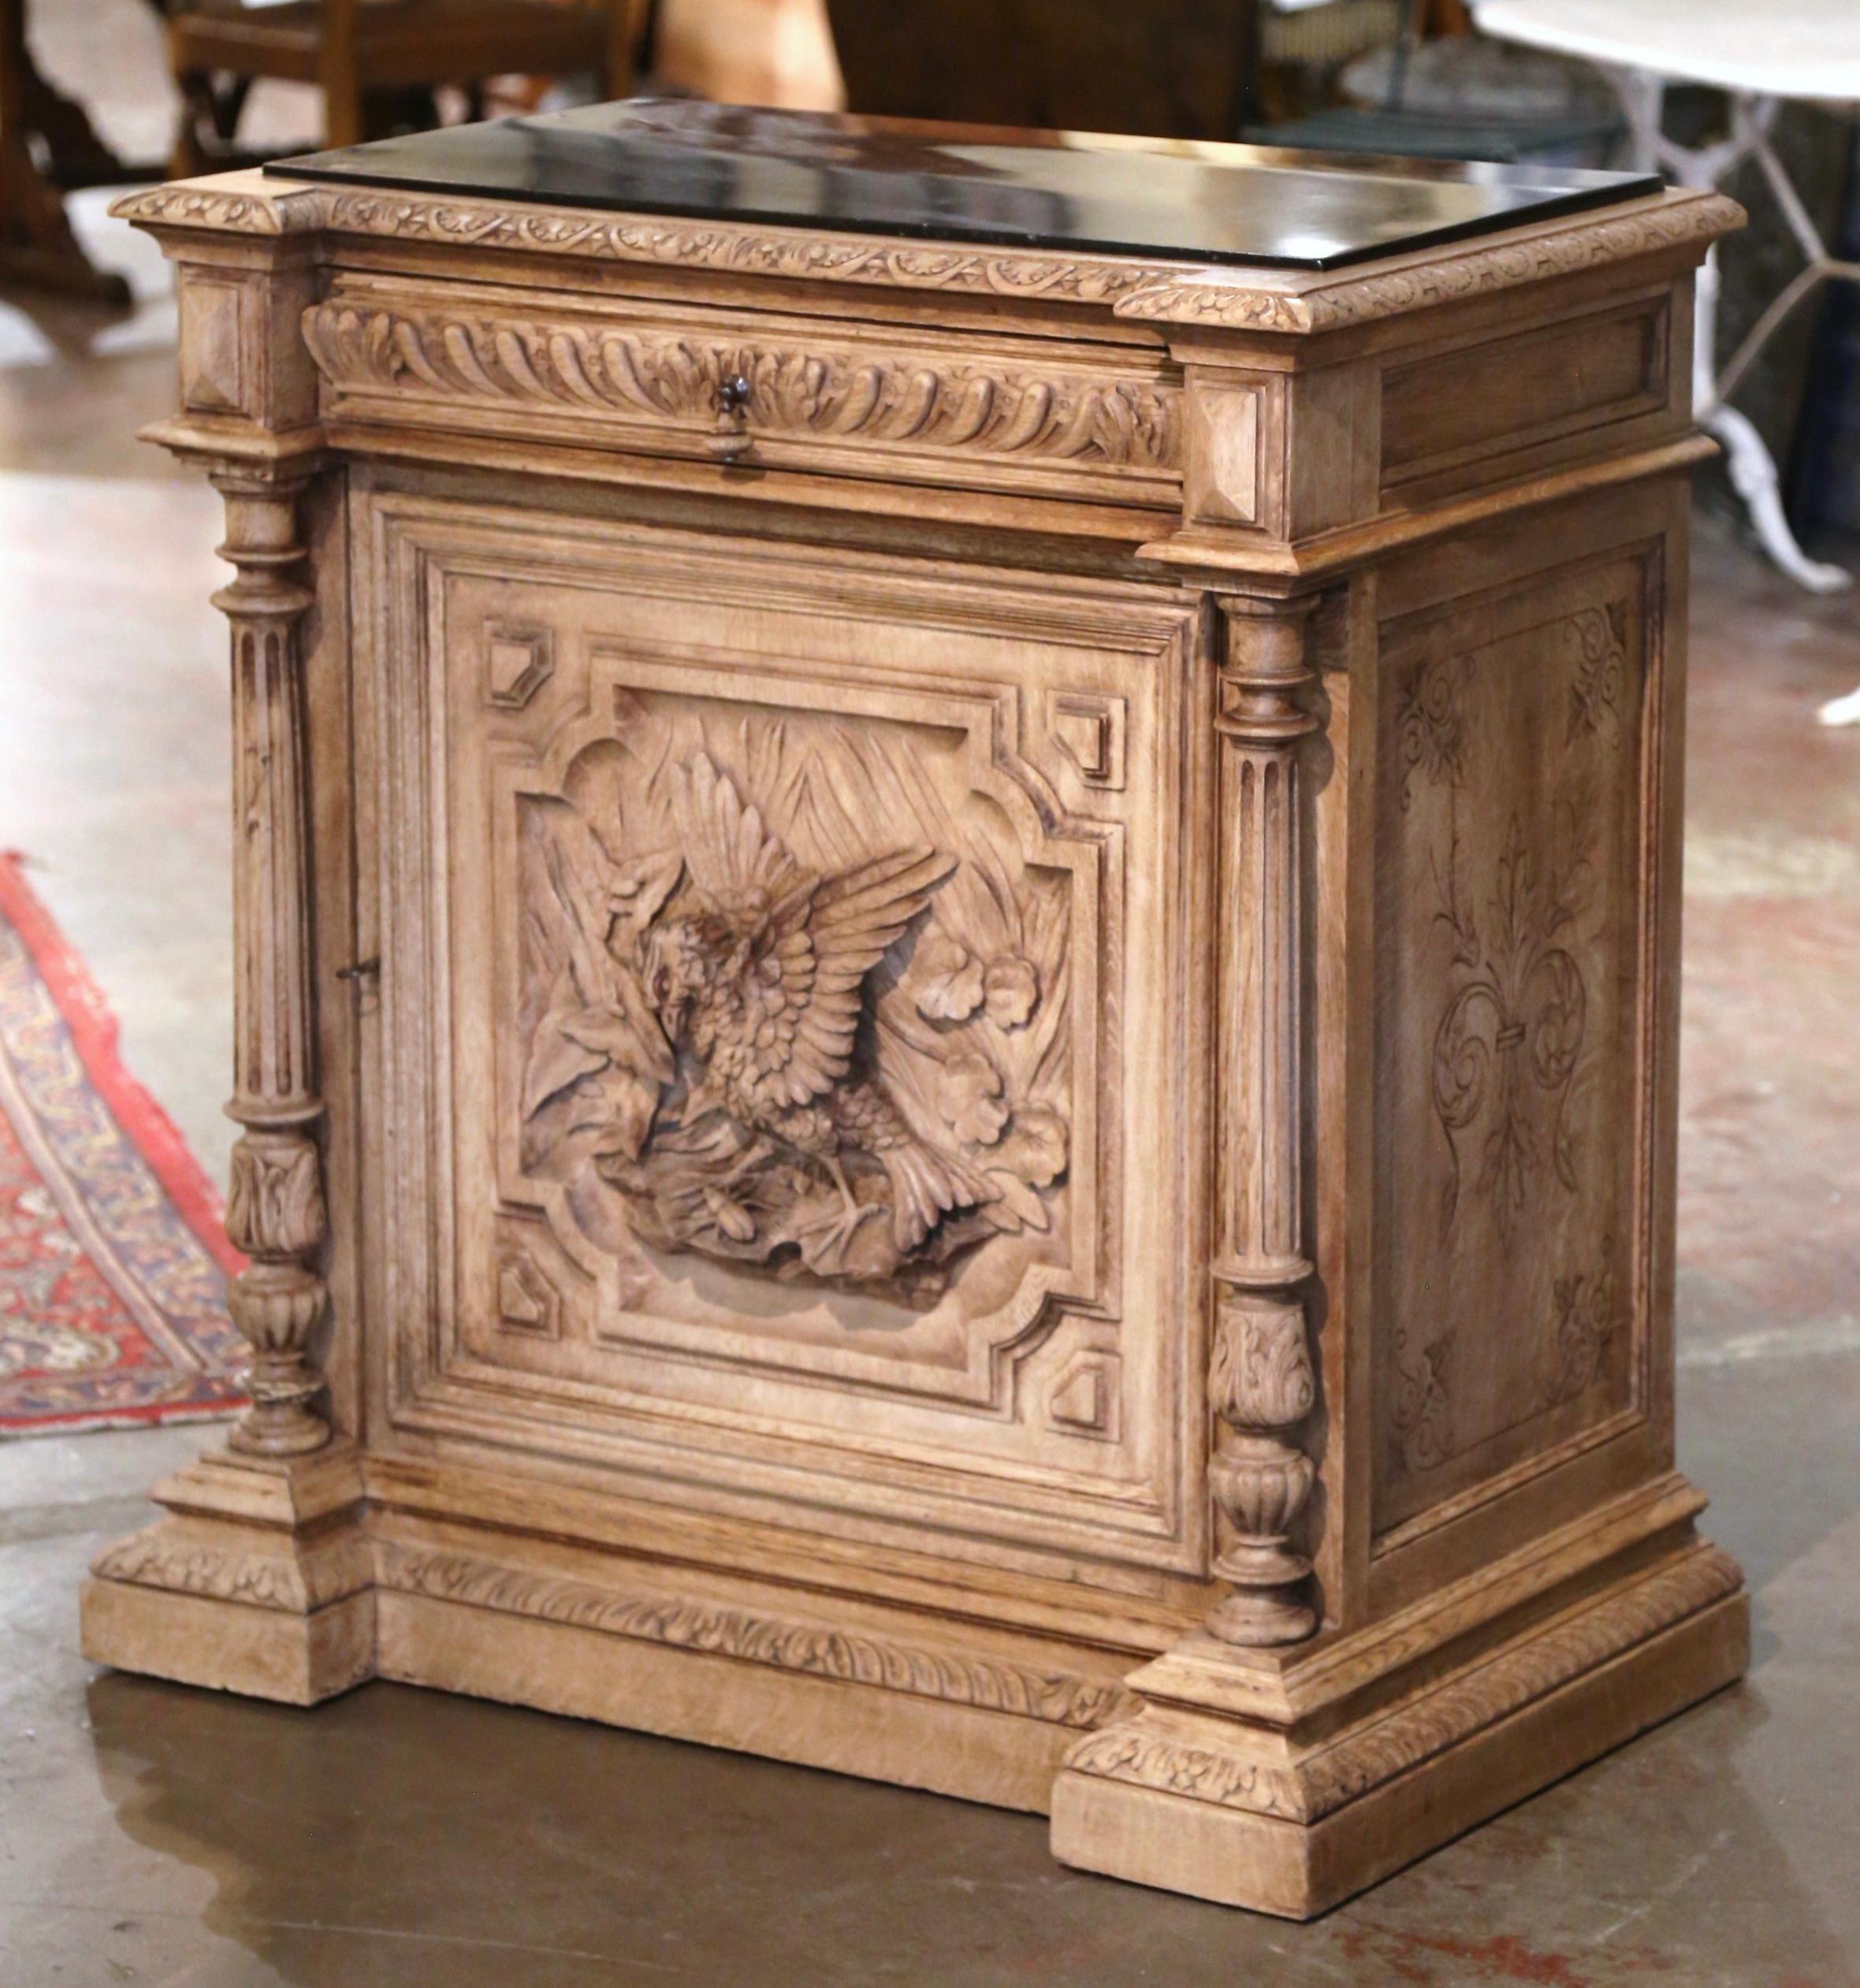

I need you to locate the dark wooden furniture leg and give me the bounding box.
[0,0,132,301]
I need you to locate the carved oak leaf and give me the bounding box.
[910,932,984,1021]
[604,849,684,950]
[992,1106,1068,1187]
[980,1108,1070,1236]
[566,1064,664,1163]
[936,1053,1009,1146]
[520,1013,606,1122]
[522,972,673,1135]
[983,1171,1049,1235]
[983,955,1039,1030]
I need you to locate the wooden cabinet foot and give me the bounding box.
[1053,1530,1748,1917]
[80,1445,374,1706]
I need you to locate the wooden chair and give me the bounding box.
[165,0,646,176]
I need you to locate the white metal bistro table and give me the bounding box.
[1475,0,1860,623]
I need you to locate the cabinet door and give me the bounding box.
[356,484,1211,1581]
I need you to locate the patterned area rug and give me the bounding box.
[0,853,246,1435]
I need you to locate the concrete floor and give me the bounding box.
[2,184,1859,1986]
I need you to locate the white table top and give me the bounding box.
[1472,0,1860,103]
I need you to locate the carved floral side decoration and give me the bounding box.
[1430,799,1593,1240]
[1386,600,1631,1477]
[1564,604,1628,743]
[1546,1239,1617,1410]
[516,707,1071,1305]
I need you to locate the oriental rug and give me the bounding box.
[0,852,246,1435]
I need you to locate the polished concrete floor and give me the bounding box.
[3,180,1860,1986]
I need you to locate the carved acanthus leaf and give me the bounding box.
[226,1134,326,1258]
[1210,1296,1316,1430]
[90,1524,374,1614]
[303,302,1181,472]
[115,186,1737,336]
[378,1542,1137,1730]
[1068,1548,1743,1822]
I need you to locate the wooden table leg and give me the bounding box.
[0,0,132,303]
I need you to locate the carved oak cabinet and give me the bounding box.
[83,110,1750,1917]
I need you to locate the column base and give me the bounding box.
[1051,1535,1748,1919]
[80,1442,375,1706]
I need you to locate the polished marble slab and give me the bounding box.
[269,98,1661,270]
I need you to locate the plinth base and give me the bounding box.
[80,1454,1747,1916]
[79,1444,374,1707]
[1053,1540,1748,1918]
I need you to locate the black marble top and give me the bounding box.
[270,100,1661,273]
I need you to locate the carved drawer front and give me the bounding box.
[359,487,1207,1577]
[1370,545,1663,1549]
[308,275,1183,511]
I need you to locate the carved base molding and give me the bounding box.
[79,1446,372,1706]
[80,1447,1744,1904]
[370,1533,1143,1814]
[1051,1536,1747,1918]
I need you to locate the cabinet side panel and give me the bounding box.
[1368,507,1672,1549]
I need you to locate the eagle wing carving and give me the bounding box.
[671,752,954,1109]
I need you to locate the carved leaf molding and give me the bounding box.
[318,194,1163,307]
[1067,1547,1742,1822]
[1064,1723,1308,1820]
[377,1541,1138,1730]
[1116,196,1743,333]
[302,301,1181,473]
[90,1524,374,1614]
[113,186,1738,335]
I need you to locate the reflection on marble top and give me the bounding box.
[270,99,1662,272]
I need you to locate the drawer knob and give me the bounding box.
[709,373,753,464]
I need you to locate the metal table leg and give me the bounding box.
[1613,69,1856,597]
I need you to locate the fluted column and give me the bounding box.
[213,470,330,1457]
[1207,594,1320,1646]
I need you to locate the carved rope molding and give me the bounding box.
[111,184,1741,335]
[376,1542,1140,1731]
[1205,596,1323,1648]
[1066,1545,1743,1822]
[301,300,1181,473]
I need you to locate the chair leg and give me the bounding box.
[320,0,366,150]
[601,0,644,99]
[210,76,252,143]
[325,85,366,150]
[169,69,215,180]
